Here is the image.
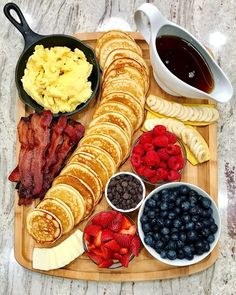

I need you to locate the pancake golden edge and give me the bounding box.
[95,30,134,60]
[103,57,149,94]
[101,92,144,130]
[86,122,131,160]
[45,184,85,224]
[68,151,109,189]
[60,163,102,204]
[79,134,122,167]
[27,209,62,244]
[75,144,116,177]
[103,48,149,77]
[53,174,95,219]
[37,198,74,234]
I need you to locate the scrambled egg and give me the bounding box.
[22,45,93,113]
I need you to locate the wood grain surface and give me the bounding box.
[13,32,218,282]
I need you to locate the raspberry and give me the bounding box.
[166,144,182,155]
[136,165,146,177]
[152,125,166,136]
[166,131,177,144]
[133,144,145,156]
[175,155,184,169]
[148,175,161,183]
[158,161,167,169]
[143,143,155,152]
[156,148,169,161]
[167,170,181,181]
[152,135,168,147]
[143,150,160,166]
[130,153,142,168]
[139,132,153,145]
[143,167,156,178]
[156,167,168,180]
[167,156,183,171]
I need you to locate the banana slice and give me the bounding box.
[144,117,210,163]
[32,229,84,271]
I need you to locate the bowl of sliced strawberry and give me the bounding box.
[83,210,142,268]
[130,125,186,185]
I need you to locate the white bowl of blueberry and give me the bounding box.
[138,182,220,266]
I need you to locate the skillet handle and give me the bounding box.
[4,2,43,49]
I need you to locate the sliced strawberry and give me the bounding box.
[119,225,136,236]
[101,228,114,242]
[113,233,133,248]
[139,131,153,145]
[144,150,160,166]
[167,170,181,181]
[104,239,121,252]
[98,259,113,268]
[121,216,132,230]
[152,135,169,147]
[94,230,102,247]
[120,253,130,267]
[113,252,122,260]
[92,211,116,228]
[166,131,177,144]
[84,233,92,244]
[156,148,169,161]
[130,235,142,257]
[133,144,145,156]
[91,248,103,256]
[101,245,113,260]
[143,143,155,152]
[88,244,96,251]
[152,125,166,136]
[86,251,103,264]
[167,156,182,170]
[84,224,101,237]
[130,153,142,168]
[142,167,156,178]
[108,212,123,232]
[119,247,129,255]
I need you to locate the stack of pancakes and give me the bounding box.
[27,30,149,244]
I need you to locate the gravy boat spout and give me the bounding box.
[134,3,233,103]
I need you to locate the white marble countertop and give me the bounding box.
[0,0,235,294]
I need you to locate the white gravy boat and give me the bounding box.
[134,3,233,103]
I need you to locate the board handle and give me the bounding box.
[4,2,43,49]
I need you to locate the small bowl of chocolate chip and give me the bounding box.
[105,172,146,213]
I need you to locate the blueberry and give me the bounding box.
[153,232,161,240]
[169,194,176,202]
[195,221,204,231]
[201,209,210,218]
[180,225,185,231]
[189,190,197,197]
[185,253,194,260]
[167,250,177,260]
[168,212,176,220]
[202,219,211,227]
[161,189,169,196]
[187,230,198,241]
[173,219,182,228]
[210,223,218,234]
[207,234,215,244]
[196,248,204,255]
[202,228,211,237]
[209,217,215,225]
[144,235,154,246]
[147,210,156,219]
[142,223,151,233]
[183,245,192,255]
[189,244,195,253]
[197,194,204,203]
[175,198,182,207]
[177,249,185,259]
[167,240,176,250]
[150,218,157,226]
[164,219,172,227]
[181,201,191,211]
[160,210,168,218]
[195,240,204,251]
[189,206,199,215]
[185,222,194,231]
[201,197,211,209]
[155,207,161,214]
[153,225,160,232]
[156,200,162,208]
[176,240,185,248]
[171,227,179,233]
[180,195,187,203]
[171,233,179,241]
[141,214,148,223]
[182,214,191,223]
[189,195,198,205]
[152,193,161,202]
[155,240,164,251]
[156,218,165,227]
[191,215,199,223]
[161,227,170,235]
[174,207,181,215]
[179,185,190,195]
[160,250,167,259]
[179,232,187,242]
[144,206,149,214]
[172,190,179,197]
[146,198,156,208]
[202,241,210,252]
[161,194,169,202]
[160,202,168,210]
[162,234,170,242]
[169,202,175,210]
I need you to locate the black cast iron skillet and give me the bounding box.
[4,2,100,116]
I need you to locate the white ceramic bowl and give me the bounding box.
[105,171,146,213]
[138,182,221,266]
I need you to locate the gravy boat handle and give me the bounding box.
[134,3,168,43]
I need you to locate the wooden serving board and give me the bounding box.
[14,32,218,281]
